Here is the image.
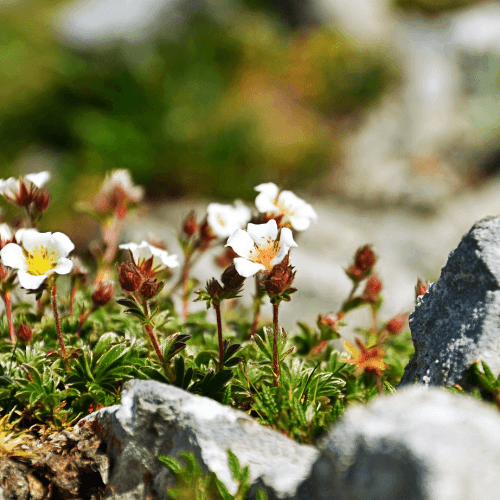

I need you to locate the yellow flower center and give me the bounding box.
[248,237,279,271]
[216,214,226,227]
[274,199,295,217]
[25,246,57,276]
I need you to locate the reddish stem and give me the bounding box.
[51,282,67,362]
[272,302,280,388]
[214,302,224,372]
[2,291,15,343]
[144,324,165,364]
[69,284,77,315]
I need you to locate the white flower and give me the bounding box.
[225,219,297,277]
[95,169,145,216]
[119,241,179,269]
[207,201,251,238]
[0,172,51,204]
[0,229,74,289]
[254,182,317,231]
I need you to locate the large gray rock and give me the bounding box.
[298,386,500,500]
[400,215,500,387]
[81,379,318,499]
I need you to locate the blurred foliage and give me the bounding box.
[0,0,399,229]
[393,0,479,16]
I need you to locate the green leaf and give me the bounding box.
[157,455,183,474]
[208,370,233,392]
[195,351,213,367]
[215,477,233,500]
[174,356,185,389]
[95,344,127,378]
[256,488,269,500]
[139,366,170,384]
[481,361,496,385]
[227,449,241,480]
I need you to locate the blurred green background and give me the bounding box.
[0,0,483,238]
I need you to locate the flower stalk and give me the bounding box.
[2,291,15,343]
[50,281,68,366]
[214,302,224,372]
[272,301,280,388]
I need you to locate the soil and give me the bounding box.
[0,421,109,500]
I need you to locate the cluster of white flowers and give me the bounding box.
[0,172,51,201]
[0,168,317,287]
[205,182,316,277]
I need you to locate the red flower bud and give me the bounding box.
[34,190,50,213]
[92,280,115,307]
[199,220,216,245]
[362,274,382,303]
[346,266,363,281]
[118,262,143,292]
[206,278,223,300]
[17,323,33,343]
[214,247,238,268]
[415,278,428,301]
[354,245,377,273]
[317,313,341,330]
[139,278,164,299]
[386,313,407,334]
[183,211,198,237]
[262,252,296,296]
[221,263,245,292]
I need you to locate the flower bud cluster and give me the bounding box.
[118,255,164,299]
[196,263,246,308]
[346,245,377,282]
[261,252,297,301]
[92,279,115,307]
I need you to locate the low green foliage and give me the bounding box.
[158,449,268,500]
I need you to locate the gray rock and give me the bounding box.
[400,215,500,387]
[298,386,500,500]
[82,379,318,499]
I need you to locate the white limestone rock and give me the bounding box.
[297,386,500,500]
[81,379,318,499]
[400,215,500,387]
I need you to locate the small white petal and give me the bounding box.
[25,171,50,188]
[119,242,139,252]
[225,229,255,259]
[279,227,298,248]
[233,257,265,277]
[17,271,47,289]
[0,243,27,270]
[255,193,280,215]
[0,224,12,242]
[50,232,75,258]
[246,220,278,246]
[53,257,73,275]
[0,178,17,196]
[160,254,180,268]
[254,182,279,197]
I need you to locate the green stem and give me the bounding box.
[214,302,223,372]
[2,291,15,343]
[272,301,280,388]
[250,274,262,338]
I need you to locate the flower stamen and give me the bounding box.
[25,246,57,276]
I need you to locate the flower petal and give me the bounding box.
[25,171,50,188]
[19,230,52,254]
[288,214,313,231]
[254,182,279,197]
[50,232,75,258]
[0,223,12,242]
[225,229,255,259]
[0,243,26,270]
[0,178,17,196]
[271,228,297,266]
[246,220,278,246]
[17,271,47,289]
[160,254,180,268]
[233,257,265,277]
[53,257,73,275]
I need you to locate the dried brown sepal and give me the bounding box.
[206,278,223,300]
[34,190,50,213]
[117,262,142,292]
[139,278,164,299]
[262,252,296,296]
[16,323,33,343]
[92,280,115,307]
